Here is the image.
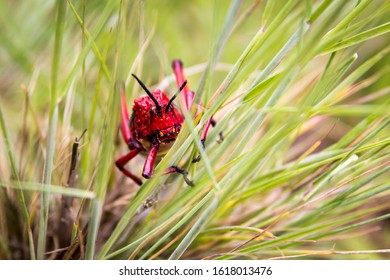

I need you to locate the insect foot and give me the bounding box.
[217,131,224,143]
[192,140,206,163]
[170,166,194,187]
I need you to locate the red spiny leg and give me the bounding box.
[172,60,193,111]
[115,149,143,185]
[142,143,194,186]
[210,117,224,143]
[192,117,212,163]
[192,116,224,163]
[201,116,224,145]
[142,144,160,179]
[172,60,223,163]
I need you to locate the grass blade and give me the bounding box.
[37,0,66,260]
[0,106,36,259]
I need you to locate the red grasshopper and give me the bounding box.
[115,60,217,186]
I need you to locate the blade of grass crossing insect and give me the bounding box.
[183,110,220,190]
[0,106,36,259]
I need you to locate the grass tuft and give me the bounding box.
[0,0,389,260]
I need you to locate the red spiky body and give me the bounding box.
[131,90,183,147]
[115,60,218,186]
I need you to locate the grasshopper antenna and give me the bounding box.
[166,80,187,113]
[131,73,162,115]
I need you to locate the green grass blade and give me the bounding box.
[38,105,59,260]
[139,192,214,260]
[196,0,243,101]
[169,196,218,260]
[0,106,35,259]
[0,180,95,199]
[322,22,390,54]
[37,0,66,260]
[244,22,310,100]
[85,2,121,259]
